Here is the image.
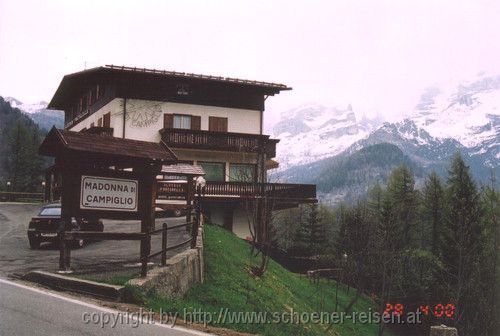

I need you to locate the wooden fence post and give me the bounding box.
[140,236,148,277]
[161,222,167,266]
[58,232,66,271]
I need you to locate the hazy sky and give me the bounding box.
[1,0,499,125]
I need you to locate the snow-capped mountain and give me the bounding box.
[272,103,382,169]
[5,97,49,114]
[3,96,64,131]
[409,75,500,165]
[277,74,500,204]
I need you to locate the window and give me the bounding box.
[97,84,105,100]
[199,162,225,181]
[164,114,200,130]
[103,112,111,127]
[82,95,88,110]
[97,117,103,127]
[177,84,190,96]
[88,90,94,106]
[229,164,255,182]
[209,116,228,132]
[39,207,61,216]
[173,115,191,129]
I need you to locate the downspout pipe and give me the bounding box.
[122,98,127,139]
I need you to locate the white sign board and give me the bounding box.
[80,176,138,211]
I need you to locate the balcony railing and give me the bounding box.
[159,128,278,158]
[157,181,317,202]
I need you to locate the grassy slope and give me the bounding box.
[137,224,398,336]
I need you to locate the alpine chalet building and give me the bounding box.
[47,65,316,238]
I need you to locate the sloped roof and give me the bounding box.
[39,127,177,165]
[104,65,290,90]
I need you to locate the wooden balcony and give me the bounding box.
[157,181,317,203]
[159,128,278,158]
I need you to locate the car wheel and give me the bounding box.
[29,238,40,249]
[174,209,182,217]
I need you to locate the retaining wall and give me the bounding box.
[128,223,204,299]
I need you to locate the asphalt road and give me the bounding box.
[0,203,191,276]
[0,278,209,336]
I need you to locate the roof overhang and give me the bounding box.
[48,65,292,110]
[39,127,178,167]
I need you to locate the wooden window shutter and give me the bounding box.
[103,112,111,127]
[97,118,103,127]
[90,122,95,128]
[209,116,228,132]
[221,117,228,132]
[163,114,174,129]
[191,115,201,130]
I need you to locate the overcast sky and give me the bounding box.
[1,0,499,125]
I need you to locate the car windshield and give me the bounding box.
[39,207,61,216]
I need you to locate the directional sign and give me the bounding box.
[80,176,138,211]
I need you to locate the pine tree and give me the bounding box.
[292,204,328,258]
[478,175,500,335]
[5,121,32,191]
[421,172,444,256]
[309,203,327,255]
[443,153,483,334]
[386,165,418,248]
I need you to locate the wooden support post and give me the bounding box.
[65,240,71,269]
[186,176,193,224]
[140,237,148,277]
[191,192,202,249]
[138,165,157,277]
[161,222,167,266]
[58,233,67,271]
[59,168,74,272]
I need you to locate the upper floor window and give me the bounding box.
[209,116,228,132]
[164,113,201,130]
[176,84,190,96]
[174,115,191,129]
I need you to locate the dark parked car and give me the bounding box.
[156,204,188,217]
[27,203,103,249]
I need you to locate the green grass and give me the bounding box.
[128,224,399,336]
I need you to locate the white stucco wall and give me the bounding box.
[69,99,261,183]
[232,206,252,240]
[208,204,252,240]
[71,98,262,142]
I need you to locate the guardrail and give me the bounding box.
[160,128,278,158]
[59,211,201,277]
[157,181,317,202]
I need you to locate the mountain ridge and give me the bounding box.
[274,74,500,204]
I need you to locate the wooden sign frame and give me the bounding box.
[58,167,153,220]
